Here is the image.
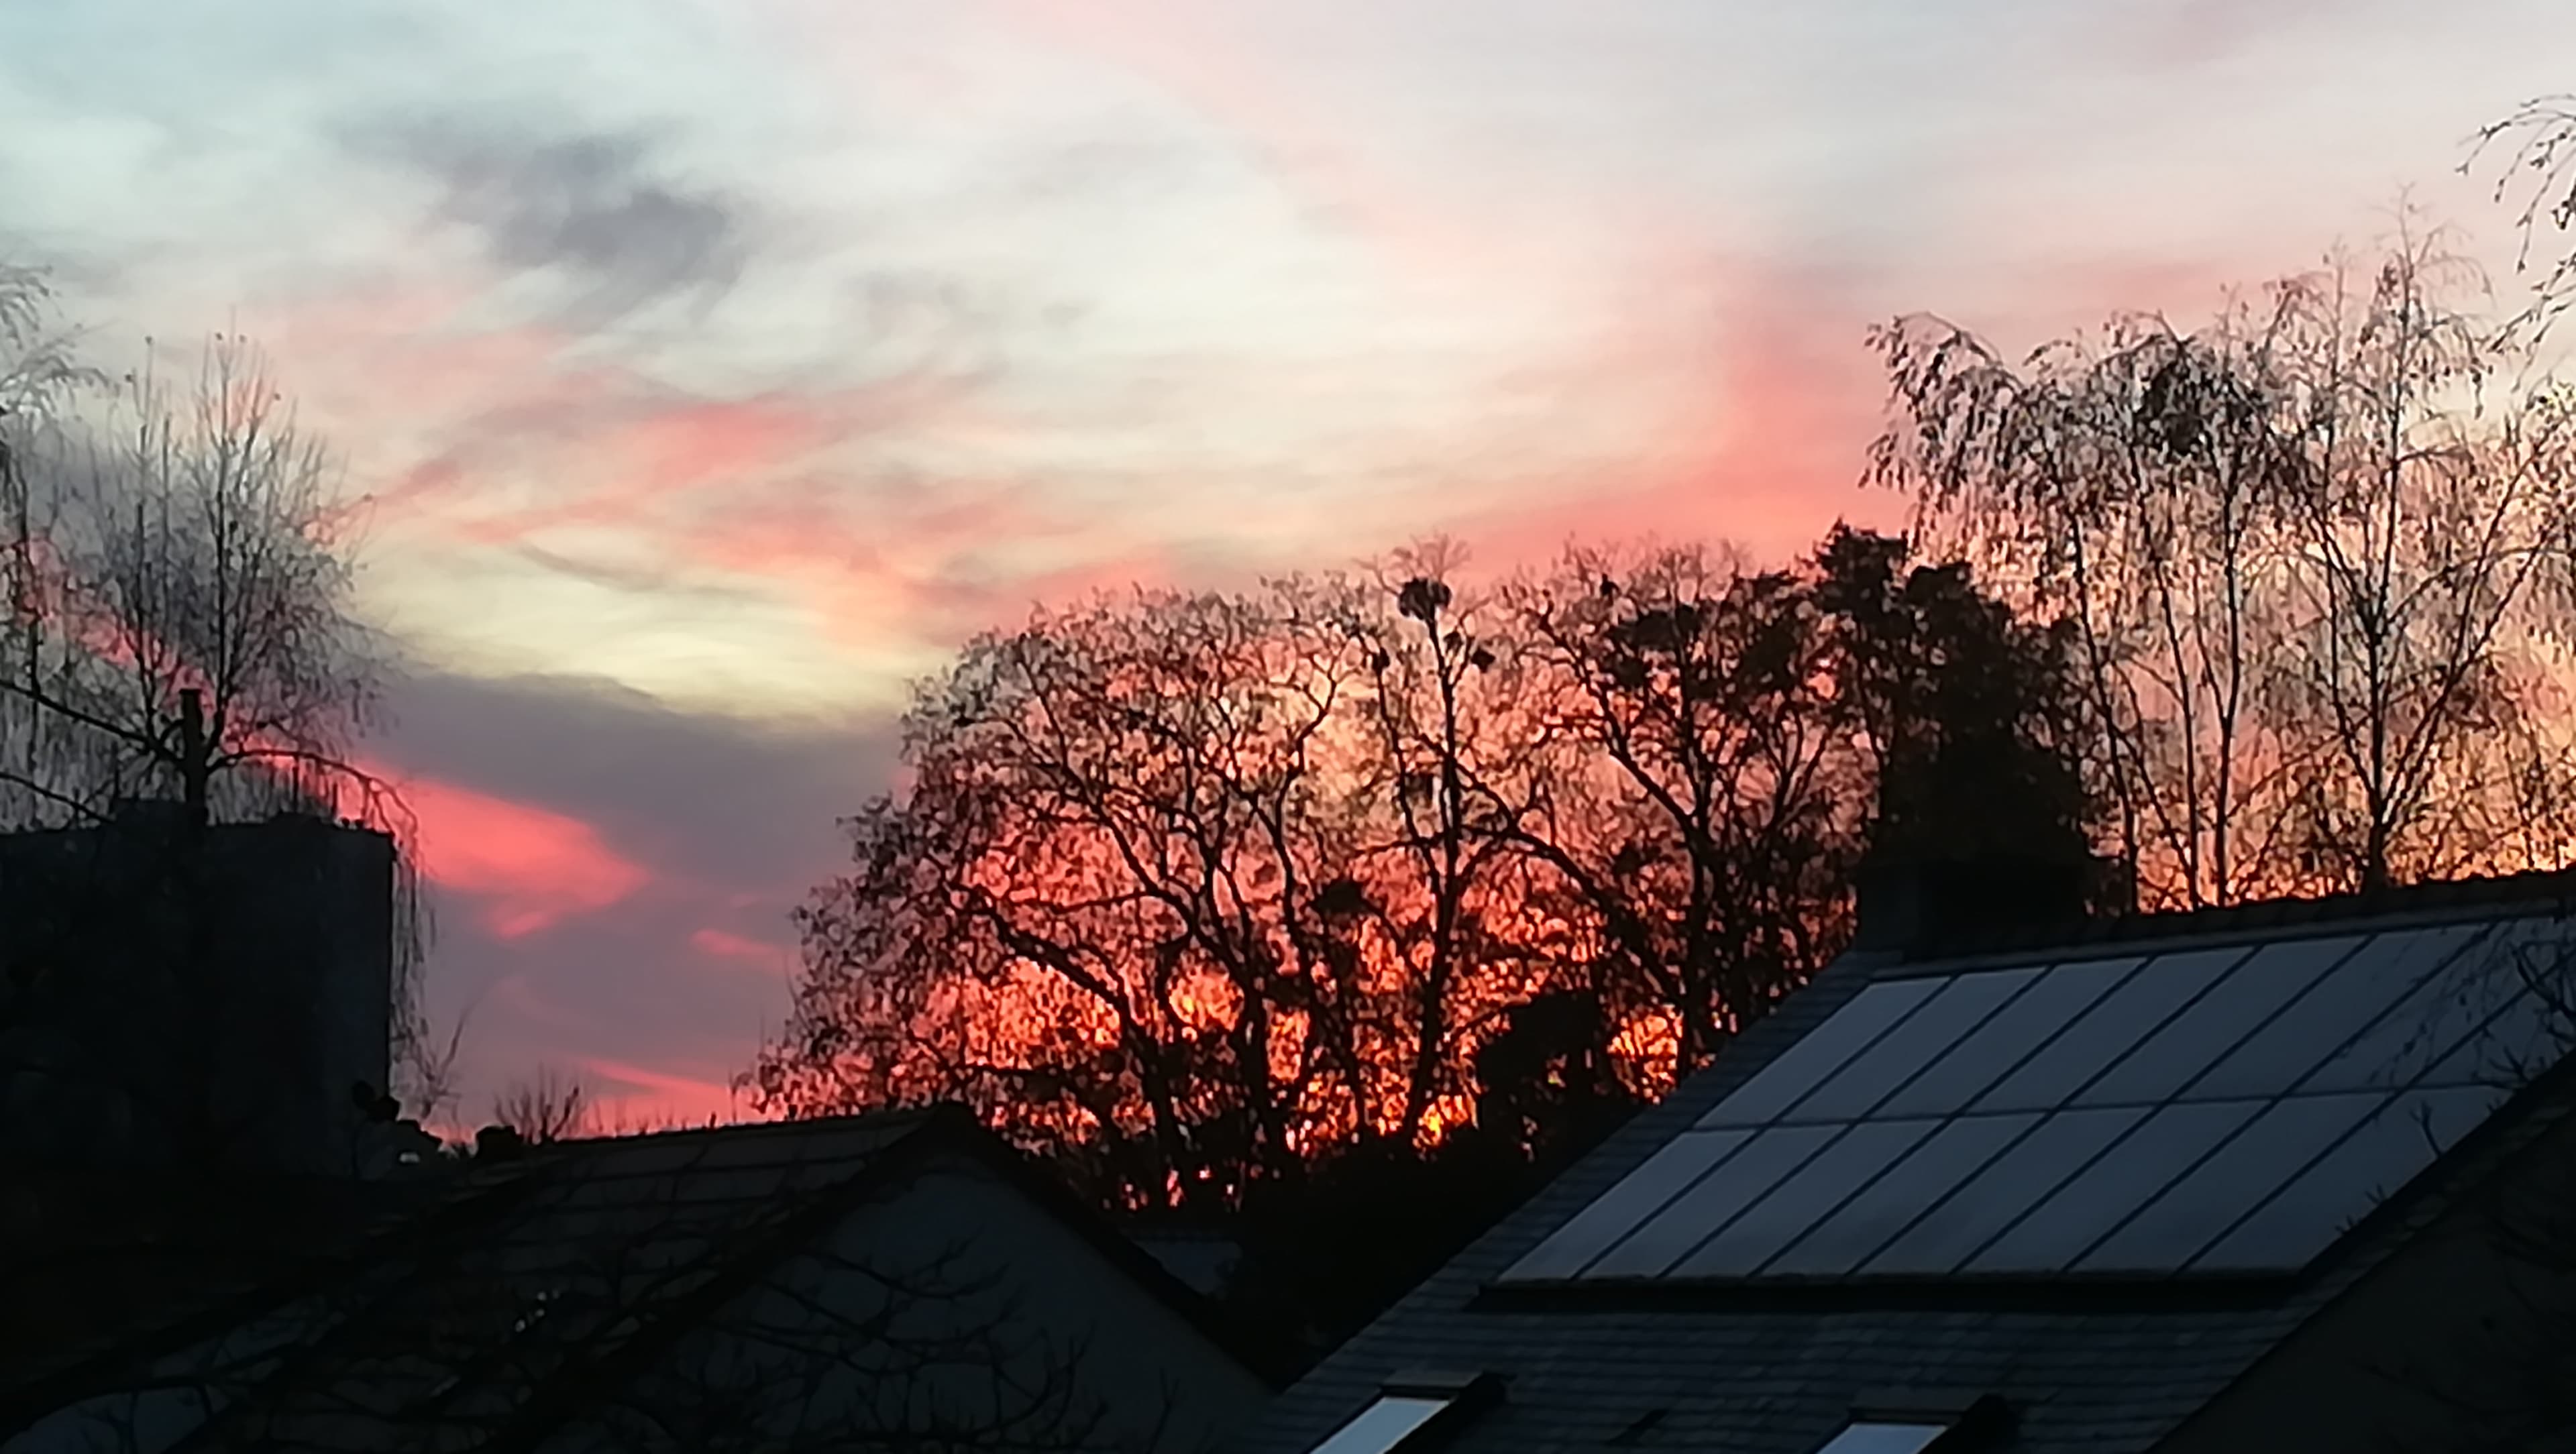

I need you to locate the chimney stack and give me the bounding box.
[1852,850,2129,957]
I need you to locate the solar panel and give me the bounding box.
[1971,946,2246,1113]
[1874,960,2139,1117]
[1697,977,1945,1129]
[2193,924,2485,1099]
[2427,976,2560,1091]
[2415,920,2571,1089]
[1965,1099,2264,1273]
[1669,1119,1940,1277]
[1762,1112,2039,1277]
[2188,1084,2504,1273]
[2071,1090,2369,1271]
[1783,973,2039,1123]
[1588,1124,1837,1278]
[2076,937,2361,1107]
[1497,915,2572,1288]
[1503,1129,1749,1280]
[2304,929,2512,1094]
[1858,1107,2146,1276]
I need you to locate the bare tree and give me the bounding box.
[0,263,95,438]
[755,520,2090,1228]
[1495,542,1853,1084]
[1334,542,1546,1148]
[0,333,394,827]
[2254,231,2576,893]
[1868,217,2576,906]
[488,1066,592,1146]
[2469,93,2576,335]
[750,571,1535,1209]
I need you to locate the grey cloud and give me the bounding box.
[506,543,771,608]
[377,668,898,1119]
[354,117,751,325]
[381,667,896,895]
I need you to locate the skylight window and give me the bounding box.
[1309,1395,1450,1454]
[1810,1393,2008,1454]
[1815,1422,1949,1454]
[1306,1370,1499,1454]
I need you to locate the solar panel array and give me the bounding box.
[1504,915,2572,1284]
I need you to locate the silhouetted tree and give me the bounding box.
[1870,217,2576,906]
[2472,92,2576,334]
[1497,543,1854,1083]
[751,567,1549,1211]
[1346,541,1539,1147]
[1810,524,2094,876]
[489,1066,593,1146]
[755,520,2085,1223]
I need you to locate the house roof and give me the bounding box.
[1122,1221,1248,1300]
[0,1164,458,1412]
[8,1104,1283,1453]
[1242,870,2576,1454]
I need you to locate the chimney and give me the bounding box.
[1851,850,2127,957]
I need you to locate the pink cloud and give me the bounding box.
[573,1054,757,1127]
[486,972,586,1031]
[976,0,1515,296]
[690,926,794,971]
[7,543,656,944]
[369,762,653,938]
[270,276,994,549]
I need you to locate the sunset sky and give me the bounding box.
[4,0,2573,1128]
